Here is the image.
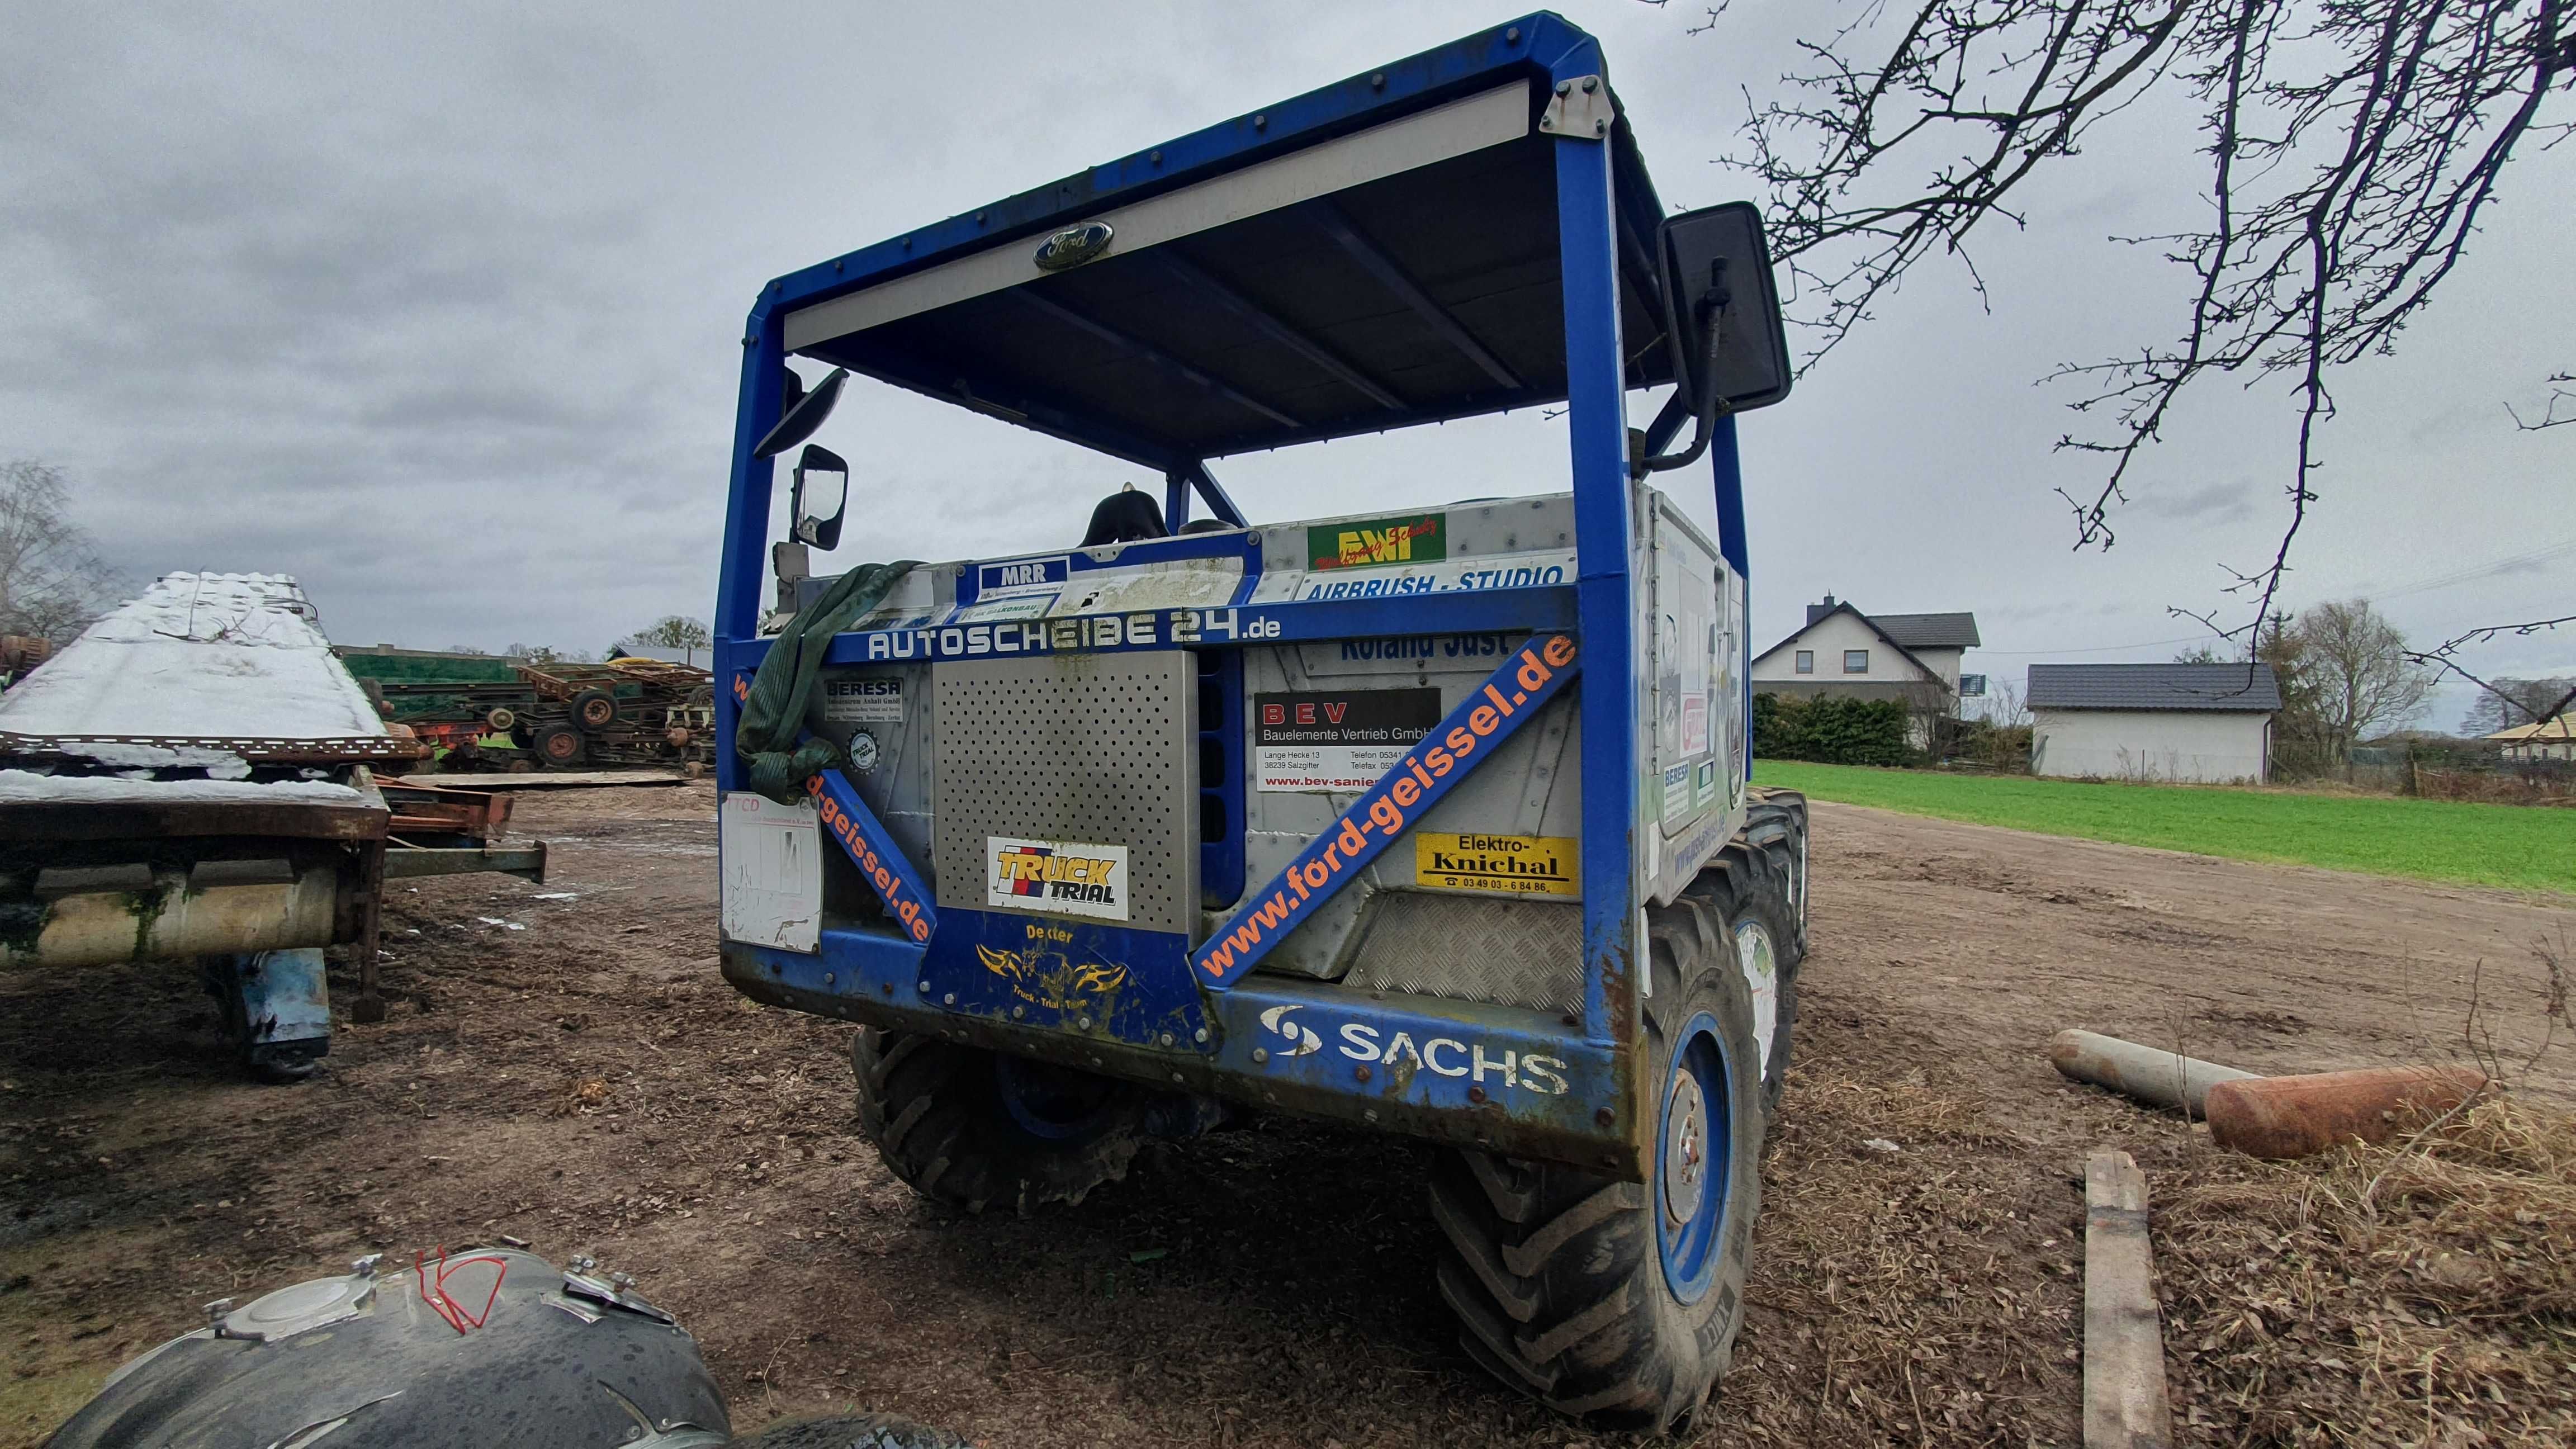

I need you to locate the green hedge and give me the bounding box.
[1752,693,1910,766]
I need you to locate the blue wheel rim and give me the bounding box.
[993,1053,1117,1141]
[1654,1011,1734,1305]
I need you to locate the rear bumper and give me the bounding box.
[723,935,1642,1180]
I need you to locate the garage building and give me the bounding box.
[2028,662,2280,784]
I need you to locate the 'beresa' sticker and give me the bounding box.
[821,676,903,724]
[986,837,1129,921]
[1414,832,1579,897]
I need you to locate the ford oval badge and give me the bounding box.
[1033,220,1115,272]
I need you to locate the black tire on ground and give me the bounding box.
[852,1029,1152,1214]
[1688,821,1805,1119]
[534,723,586,766]
[1429,863,1768,1434]
[571,688,619,729]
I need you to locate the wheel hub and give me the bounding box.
[1661,1068,1708,1228]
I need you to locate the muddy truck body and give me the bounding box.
[713,13,1810,1430]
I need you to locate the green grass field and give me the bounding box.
[1753,761,2575,896]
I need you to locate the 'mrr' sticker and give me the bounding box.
[987,837,1129,922]
[1414,832,1579,897]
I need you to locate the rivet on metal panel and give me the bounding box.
[941,993,955,1006]
[1594,1107,1616,1128]
[1158,1032,1175,1047]
[1505,26,1521,41]
[1355,1064,1371,1083]
[1077,1015,1093,1031]
[918,980,931,993]
[1012,1005,1025,1020]
[1192,1027,1209,1043]
[976,212,987,225]
[1251,1048,1269,1065]
[881,983,893,996]
[1149,149,1161,164]
[1467,1086,1487,1104]
[823,973,834,986]
[1556,81,1571,96]
[1583,78,1598,93]
[1370,72,1385,89]
[1252,113,1266,130]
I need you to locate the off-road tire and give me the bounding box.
[1428,873,1768,1433]
[852,1029,1150,1215]
[1687,809,1806,1117]
[572,688,620,729]
[484,705,518,732]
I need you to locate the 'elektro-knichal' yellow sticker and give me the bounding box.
[1413,832,1579,897]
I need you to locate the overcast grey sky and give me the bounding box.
[4,1,2569,728]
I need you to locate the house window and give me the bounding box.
[1844,650,1869,674]
[1794,650,1814,674]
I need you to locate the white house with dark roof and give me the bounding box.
[1750,595,1982,703]
[2028,662,2281,784]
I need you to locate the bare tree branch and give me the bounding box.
[2505,369,2576,428]
[1687,1,2572,651]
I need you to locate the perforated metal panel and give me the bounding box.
[931,652,1198,934]
[1343,892,1584,1014]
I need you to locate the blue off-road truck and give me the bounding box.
[713,14,1809,1431]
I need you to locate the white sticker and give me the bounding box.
[1682,694,1710,756]
[821,676,903,724]
[951,593,1056,623]
[1661,764,1694,824]
[986,836,1130,921]
[719,792,821,951]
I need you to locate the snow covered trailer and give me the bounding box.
[0,574,543,1080]
[713,14,1809,1431]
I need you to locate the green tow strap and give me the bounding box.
[733,560,920,803]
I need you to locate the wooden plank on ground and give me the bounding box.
[385,770,690,790]
[2084,1149,2174,1449]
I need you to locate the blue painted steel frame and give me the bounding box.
[712,12,1674,1171]
[1546,29,1636,1052]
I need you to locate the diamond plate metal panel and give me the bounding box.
[1343,892,1583,1014]
[931,652,1198,935]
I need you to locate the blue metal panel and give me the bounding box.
[1196,648,1247,909]
[920,910,1211,1050]
[808,768,939,946]
[1217,979,1614,1124]
[1709,413,1754,777]
[1549,39,1636,1050]
[750,586,1578,669]
[713,302,785,793]
[1194,635,1581,986]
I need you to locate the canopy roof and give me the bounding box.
[761,13,1682,473]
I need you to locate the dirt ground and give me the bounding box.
[5,789,2569,1446]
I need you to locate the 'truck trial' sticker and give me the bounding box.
[1306,512,1446,571]
[1255,688,1441,792]
[1414,832,1580,897]
[986,836,1130,921]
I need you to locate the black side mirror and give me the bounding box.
[1656,202,1791,414]
[790,444,849,551]
[755,366,847,459]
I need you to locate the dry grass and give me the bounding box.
[2160,1096,2576,1446]
[1702,1061,2086,1447]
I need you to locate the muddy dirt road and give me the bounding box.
[5,788,2568,1446]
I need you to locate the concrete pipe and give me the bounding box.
[2048,1029,2259,1114]
[2205,1066,2488,1159]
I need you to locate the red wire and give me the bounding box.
[413,1246,510,1334]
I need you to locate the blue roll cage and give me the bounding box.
[713,13,1754,1177]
